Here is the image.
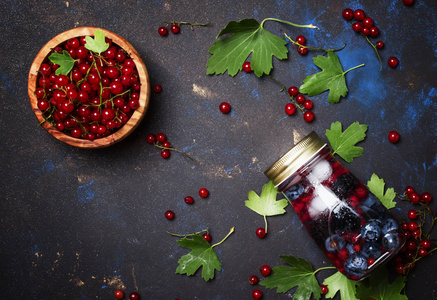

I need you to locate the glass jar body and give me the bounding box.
[278,145,404,281]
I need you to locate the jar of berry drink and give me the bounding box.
[264,131,404,281]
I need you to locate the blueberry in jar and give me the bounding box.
[381,218,398,234]
[325,234,345,253]
[344,253,368,277]
[362,242,382,258]
[361,220,382,242]
[284,184,304,201]
[382,232,400,250]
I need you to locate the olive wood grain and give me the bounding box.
[28,27,150,149]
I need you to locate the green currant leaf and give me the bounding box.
[85,28,109,54]
[355,267,408,300]
[367,174,397,209]
[325,121,368,163]
[206,18,288,77]
[323,271,360,300]
[299,51,364,104]
[175,234,221,282]
[245,181,288,217]
[48,50,75,76]
[260,255,322,300]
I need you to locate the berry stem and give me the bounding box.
[267,75,305,112]
[283,32,346,52]
[363,35,382,71]
[153,142,195,162]
[211,227,235,248]
[167,228,209,237]
[260,18,318,29]
[164,21,211,30]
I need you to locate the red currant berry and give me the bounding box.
[388,131,400,143]
[420,239,431,249]
[260,265,271,276]
[367,258,375,265]
[199,188,209,198]
[395,263,406,275]
[296,35,306,45]
[408,210,418,220]
[202,233,212,242]
[376,41,384,49]
[321,285,328,294]
[420,192,432,203]
[342,8,354,20]
[353,9,366,21]
[296,94,305,104]
[165,210,175,220]
[153,84,162,93]
[219,102,231,114]
[369,26,380,38]
[156,132,167,143]
[161,149,171,159]
[256,227,266,239]
[408,221,418,232]
[242,62,252,72]
[285,103,296,115]
[409,192,420,203]
[406,239,417,250]
[37,99,50,111]
[362,17,374,28]
[303,99,313,110]
[405,186,415,195]
[252,289,263,300]
[249,275,259,285]
[158,26,168,36]
[287,86,299,96]
[388,57,399,68]
[361,27,370,36]
[146,133,156,144]
[297,46,308,55]
[162,141,172,148]
[170,24,180,34]
[352,22,362,32]
[184,196,194,205]
[129,292,140,300]
[303,111,315,123]
[418,248,428,257]
[403,0,414,5]
[114,290,125,299]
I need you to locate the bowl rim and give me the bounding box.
[28,26,150,149]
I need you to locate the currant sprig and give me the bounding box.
[158,21,210,36]
[146,133,195,161]
[283,32,346,54]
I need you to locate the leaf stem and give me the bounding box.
[343,63,365,75]
[313,266,337,275]
[211,227,235,248]
[264,215,268,234]
[261,18,318,29]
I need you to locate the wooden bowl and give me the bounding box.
[28,27,150,148]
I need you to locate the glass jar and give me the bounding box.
[264,131,404,281]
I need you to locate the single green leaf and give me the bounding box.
[367,174,397,209]
[323,271,360,300]
[85,28,109,54]
[175,235,221,282]
[355,267,408,300]
[325,121,368,163]
[299,51,364,104]
[206,18,288,77]
[260,255,322,300]
[48,50,75,76]
[245,181,288,217]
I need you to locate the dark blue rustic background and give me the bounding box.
[0,0,436,299]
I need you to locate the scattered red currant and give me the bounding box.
[249,275,259,285]
[153,84,163,93]
[165,210,175,220]
[114,290,125,299]
[403,0,414,5]
[184,196,194,205]
[287,86,299,96]
[342,8,354,20]
[202,233,212,242]
[285,103,296,115]
[252,289,263,300]
[260,265,271,276]
[388,57,399,68]
[296,94,305,104]
[376,41,384,49]
[170,24,180,34]
[156,132,167,143]
[297,46,308,55]
[161,149,171,159]
[242,62,252,72]
[256,227,266,239]
[296,35,306,45]
[146,133,156,144]
[219,102,231,114]
[158,26,168,36]
[409,192,420,203]
[420,239,431,249]
[303,111,315,123]
[408,210,418,220]
[320,285,328,294]
[303,99,313,110]
[199,188,209,198]
[421,192,432,203]
[129,292,140,300]
[388,131,400,143]
[405,186,415,195]
[354,9,366,21]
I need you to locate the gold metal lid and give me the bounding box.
[264,131,326,187]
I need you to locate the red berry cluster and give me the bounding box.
[248,265,272,299]
[35,37,140,140]
[158,21,210,37]
[342,8,399,68]
[393,186,435,275]
[286,86,315,123]
[146,132,172,159]
[295,35,308,56]
[164,188,209,222]
[114,290,139,300]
